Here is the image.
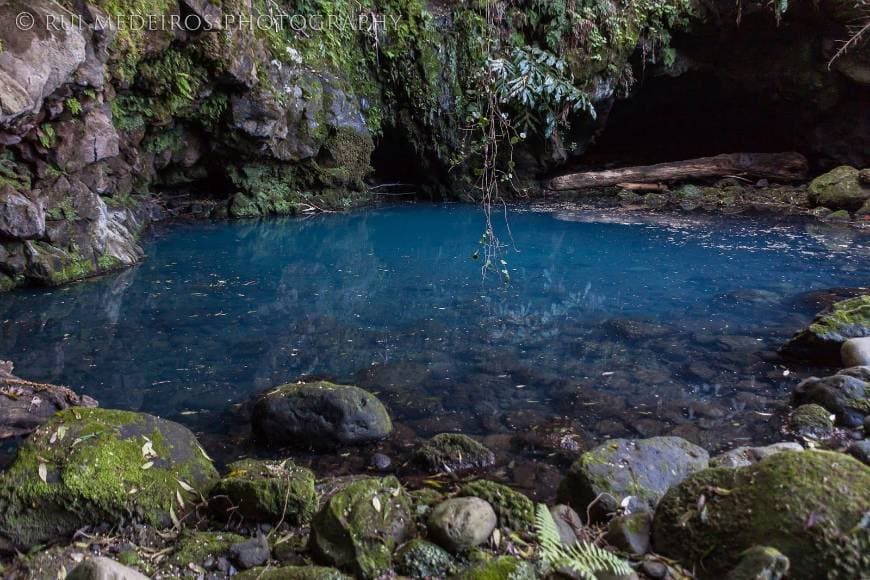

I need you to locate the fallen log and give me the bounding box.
[0,360,98,439]
[549,152,808,191]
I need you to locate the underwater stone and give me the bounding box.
[428,497,497,553]
[558,436,709,522]
[252,381,392,447]
[416,433,496,473]
[209,458,316,525]
[0,408,218,548]
[652,451,870,578]
[310,476,413,579]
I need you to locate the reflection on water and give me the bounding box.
[1,205,869,474]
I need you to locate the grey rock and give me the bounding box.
[55,107,120,173]
[252,381,392,447]
[230,535,270,570]
[181,0,224,29]
[842,337,870,367]
[0,187,44,239]
[67,557,149,580]
[847,440,870,465]
[605,512,652,556]
[792,373,868,428]
[558,436,709,521]
[549,504,584,545]
[839,365,870,381]
[370,452,392,472]
[710,442,804,468]
[725,546,790,580]
[428,497,496,553]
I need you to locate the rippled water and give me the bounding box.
[2,205,869,487]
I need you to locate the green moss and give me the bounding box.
[47,248,95,286]
[653,451,870,578]
[458,480,534,533]
[171,530,245,567]
[235,566,351,580]
[395,539,456,577]
[791,404,834,439]
[97,255,124,271]
[0,408,219,547]
[455,556,537,580]
[0,152,31,191]
[416,433,495,472]
[310,476,413,579]
[808,295,870,339]
[210,458,317,525]
[45,198,78,222]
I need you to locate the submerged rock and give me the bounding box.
[428,497,497,553]
[781,295,870,364]
[710,442,803,469]
[652,451,870,578]
[210,458,316,525]
[310,476,413,578]
[558,436,709,521]
[792,372,869,428]
[416,433,496,473]
[459,480,535,533]
[252,381,392,448]
[808,166,870,211]
[67,557,149,580]
[0,408,218,548]
[725,546,790,580]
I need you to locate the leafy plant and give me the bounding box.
[535,503,632,580]
[38,124,57,149]
[65,97,83,116]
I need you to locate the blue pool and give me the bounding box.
[1,205,868,483]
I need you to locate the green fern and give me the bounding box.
[535,503,632,580]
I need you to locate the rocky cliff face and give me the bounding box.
[0,0,865,290]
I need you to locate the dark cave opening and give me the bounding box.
[578,71,814,170]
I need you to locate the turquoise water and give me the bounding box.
[2,205,869,473]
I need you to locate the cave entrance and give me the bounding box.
[579,70,812,170]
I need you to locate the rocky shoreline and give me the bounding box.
[0,293,867,579]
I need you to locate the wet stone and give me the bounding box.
[416,433,496,473]
[710,442,804,469]
[428,497,496,553]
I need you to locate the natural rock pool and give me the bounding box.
[2,205,868,492]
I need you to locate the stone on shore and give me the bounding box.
[781,295,870,364]
[808,166,870,211]
[67,557,149,580]
[842,337,870,367]
[725,546,789,580]
[428,497,497,553]
[791,372,869,428]
[710,442,803,468]
[458,480,535,533]
[790,405,834,440]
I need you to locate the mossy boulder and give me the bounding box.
[790,404,834,440]
[252,381,392,448]
[210,458,317,525]
[454,556,537,580]
[416,433,496,473]
[458,480,535,533]
[310,476,414,578]
[792,372,869,428]
[725,546,790,580]
[0,408,218,548]
[558,436,709,522]
[652,451,870,579]
[782,295,870,364]
[395,539,456,577]
[170,530,246,567]
[235,566,351,580]
[808,166,870,211]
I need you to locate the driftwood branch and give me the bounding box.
[549,152,808,191]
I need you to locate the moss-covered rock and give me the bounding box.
[310,476,413,579]
[395,539,456,577]
[0,408,218,548]
[808,166,870,211]
[725,546,790,580]
[792,372,869,428]
[252,381,392,447]
[170,530,246,567]
[454,556,537,580]
[458,480,535,533]
[416,433,496,473]
[210,458,317,525]
[782,295,870,364]
[558,436,709,522]
[790,404,835,440]
[235,566,351,580]
[652,451,870,578]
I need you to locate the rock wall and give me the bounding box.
[0,0,865,290]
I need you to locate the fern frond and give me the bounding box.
[534,503,632,580]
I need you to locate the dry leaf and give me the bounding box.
[169,505,180,528]
[177,479,195,493]
[372,496,382,513]
[141,461,154,470]
[176,489,185,509]
[38,463,48,483]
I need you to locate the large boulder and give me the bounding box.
[252,381,392,447]
[782,295,870,364]
[792,372,868,428]
[310,476,413,578]
[0,408,219,548]
[0,186,44,239]
[808,166,870,211]
[652,451,870,579]
[210,458,317,525]
[558,436,709,521]
[0,0,87,125]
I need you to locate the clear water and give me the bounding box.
[2,205,868,486]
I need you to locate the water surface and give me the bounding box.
[2,205,868,487]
